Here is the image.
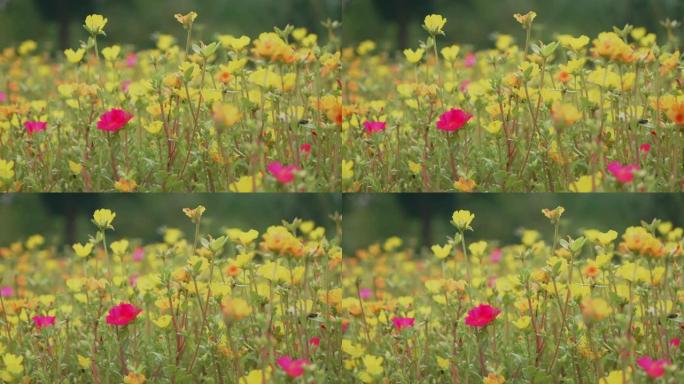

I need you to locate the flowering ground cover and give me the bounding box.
[0,206,343,383]
[342,12,684,192]
[343,207,683,383]
[0,12,341,192]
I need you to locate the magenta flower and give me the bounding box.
[105,303,142,326]
[0,286,13,297]
[300,143,312,154]
[126,53,138,68]
[359,287,372,300]
[363,121,387,134]
[607,161,639,184]
[636,356,669,378]
[489,248,502,263]
[464,53,477,68]
[465,304,501,328]
[132,247,145,262]
[32,315,56,329]
[277,355,309,378]
[308,336,320,347]
[639,143,651,154]
[0,91,6,103]
[391,317,415,331]
[24,121,47,135]
[97,108,133,133]
[669,338,680,348]
[267,161,299,184]
[436,108,473,132]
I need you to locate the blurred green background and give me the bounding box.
[0,194,341,247]
[343,194,684,254]
[343,0,684,50]
[0,0,341,50]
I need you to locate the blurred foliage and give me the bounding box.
[343,194,684,254]
[0,194,341,248]
[0,0,341,50]
[343,0,684,50]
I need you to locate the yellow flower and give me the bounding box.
[485,121,502,135]
[152,315,172,329]
[2,353,23,375]
[221,297,252,320]
[513,11,537,29]
[218,35,251,51]
[424,14,447,35]
[110,239,129,255]
[436,357,450,369]
[483,373,506,384]
[77,355,91,369]
[68,160,83,175]
[431,244,452,259]
[101,45,121,61]
[599,369,630,384]
[581,297,613,321]
[0,159,15,180]
[342,339,365,358]
[226,229,259,246]
[541,206,565,223]
[363,355,384,376]
[72,243,93,258]
[357,40,376,56]
[454,177,476,192]
[551,103,581,125]
[569,173,602,192]
[441,45,460,61]
[64,48,86,64]
[212,103,242,127]
[84,14,108,35]
[452,210,475,231]
[229,175,262,193]
[114,178,138,192]
[558,35,590,51]
[239,368,271,384]
[383,236,402,251]
[174,11,198,29]
[18,40,37,56]
[408,161,421,175]
[512,315,531,329]
[342,160,354,180]
[92,208,116,229]
[468,241,487,256]
[404,48,425,64]
[123,373,146,384]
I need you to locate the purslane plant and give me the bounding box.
[0,12,342,192]
[342,12,684,192]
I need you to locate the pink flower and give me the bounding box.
[132,247,145,262]
[121,80,132,93]
[267,161,299,184]
[489,248,502,263]
[636,356,668,378]
[460,80,471,93]
[126,53,138,68]
[670,338,680,348]
[465,304,501,328]
[32,316,56,329]
[24,121,47,134]
[97,109,133,133]
[640,143,651,154]
[105,303,142,326]
[607,161,639,184]
[391,317,415,331]
[359,287,372,300]
[0,286,13,297]
[277,355,309,378]
[300,143,312,154]
[363,121,386,134]
[0,91,6,103]
[487,276,497,288]
[308,337,320,347]
[464,53,477,68]
[436,108,473,132]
